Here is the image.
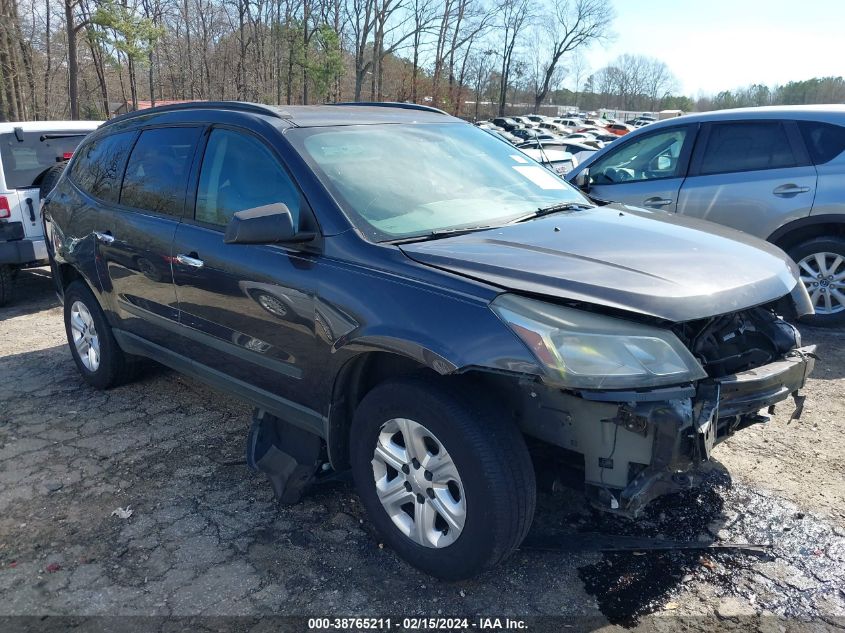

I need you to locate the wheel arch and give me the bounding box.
[768,214,845,253]
[325,348,528,471]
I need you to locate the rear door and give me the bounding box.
[94,126,203,348]
[677,120,816,237]
[171,126,321,410]
[580,124,697,212]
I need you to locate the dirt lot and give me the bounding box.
[1,267,844,632]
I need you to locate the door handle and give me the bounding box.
[93,230,114,244]
[176,253,205,268]
[25,198,35,222]
[644,197,673,207]
[773,184,810,196]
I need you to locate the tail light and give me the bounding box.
[0,196,10,219]
[62,152,74,160]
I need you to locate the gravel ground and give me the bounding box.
[1,267,844,632]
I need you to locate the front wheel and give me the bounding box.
[350,377,536,580]
[789,237,845,327]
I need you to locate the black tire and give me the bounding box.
[350,376,536,580]
[788,237,845,327]
[39,163,67,200]
[63,280,137,389]
[0,265,14,307]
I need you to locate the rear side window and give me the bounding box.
[798,121,845,164]
[700,122,797,175]
[0,131,90,189]
[70,131,135,202]
[195,129,300,228]
[120,127,202,216]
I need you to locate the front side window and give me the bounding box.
[589,127,688,185]
[699,121,797,175]
[0,130,91,189]
[286,122,589,242]
[70,131,136,202]
[195,129,301,228]
[120,127,202,215]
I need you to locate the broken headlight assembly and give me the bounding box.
[491,294,708,389]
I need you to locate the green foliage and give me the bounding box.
[92,2,164,63]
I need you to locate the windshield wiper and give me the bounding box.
[388,224,501,245]
[509,201,594,224]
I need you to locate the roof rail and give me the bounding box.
[104,101,292,126]
[331,101,449,116]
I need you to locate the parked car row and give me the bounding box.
[0,101,840,582]
[566,105,845,326]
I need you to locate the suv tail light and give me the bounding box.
[0,196,10,219]
[62,152,74,160]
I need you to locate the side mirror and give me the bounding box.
[651,155,672,171]
[224,203,314,245]
[574,168,591,193]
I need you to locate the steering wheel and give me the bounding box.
[605,168,633,183]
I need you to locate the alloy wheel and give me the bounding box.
[69,300,101,371]
[371,418,466,548]
[798,252,845,315]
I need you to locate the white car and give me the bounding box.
[0,120,101,304]
[519,147,578,176]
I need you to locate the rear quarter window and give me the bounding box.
[70,131,136,202]
[798,121,845,164]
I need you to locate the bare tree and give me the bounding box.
[531,0,611,112]
[496,0,528,115]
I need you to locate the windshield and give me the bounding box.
[287,123,588,241]
[0,131,90,189]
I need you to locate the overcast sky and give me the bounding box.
[578,0,844,96]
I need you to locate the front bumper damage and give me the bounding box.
[519,345,816,517]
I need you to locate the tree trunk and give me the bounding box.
[44,0,51,118]
[65,0,80,119]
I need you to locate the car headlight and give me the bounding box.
[491,294,707,389]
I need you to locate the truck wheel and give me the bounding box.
[0,265,14,307]
[63,280,137,389]
[789,237,845,327]
[39,163,67,200]
[350,376,536,580]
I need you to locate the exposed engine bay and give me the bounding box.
[675,307,802,378]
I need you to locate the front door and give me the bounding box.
[171,127,322,413]
[677,120,817,238]
[582,125,696,212]
[95,126,203,348]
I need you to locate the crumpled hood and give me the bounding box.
[399,205,803,322]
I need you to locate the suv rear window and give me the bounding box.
[700,121,797,175]
[70,131,136,202]
[798,121,845,164]
[0,131,88,189]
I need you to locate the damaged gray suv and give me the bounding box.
[43,102,815,580]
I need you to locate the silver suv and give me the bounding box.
[567,105,845,326]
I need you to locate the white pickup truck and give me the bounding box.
[0,120,100,305]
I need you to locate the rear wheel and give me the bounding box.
[350,377,536,580]
[38,163,67,200]
[63,280,137,388]
[789,237,845,327]
[0,265,14,307]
